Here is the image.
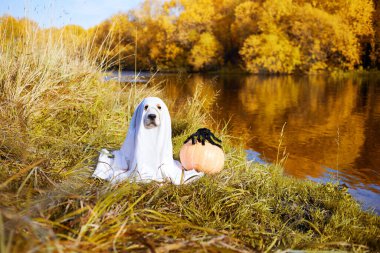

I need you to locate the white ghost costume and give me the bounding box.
[92,97,203,184]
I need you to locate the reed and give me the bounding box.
[0,18,379,253]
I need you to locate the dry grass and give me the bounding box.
[0,19,379,253]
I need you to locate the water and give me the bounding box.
[112,71,380,214]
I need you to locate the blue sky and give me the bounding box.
[0,0,142,29]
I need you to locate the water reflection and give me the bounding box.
[160,73,380,213]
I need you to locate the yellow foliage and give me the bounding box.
[85,0,376,72]
[289,4,360,71]
[178,0,215,28]
[231,1,261,46]
[176,0,216,46]
[3,0,375,73]
[165,44,184,61]
[261,0,293,22]
[188,32,223,71]
[240,33,301,74]
[339,0,374,37]
[236,0,369,73]
[294,0,374,38]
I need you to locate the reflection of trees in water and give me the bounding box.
[353,83,380,192]
[162,74,380,190]
[233,75,377,188]
[162,74,219,111]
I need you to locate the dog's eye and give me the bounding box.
[144,105,148,110]
[157,104,161,110]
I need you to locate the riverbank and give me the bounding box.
[1,33,380,252]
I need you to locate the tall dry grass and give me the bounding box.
[0,17,379,253]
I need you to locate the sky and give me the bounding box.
[0,0,142,29]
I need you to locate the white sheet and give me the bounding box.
[92,97,203,184]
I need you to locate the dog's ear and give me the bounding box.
[132,100,145,129]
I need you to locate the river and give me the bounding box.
[112,71,380,214]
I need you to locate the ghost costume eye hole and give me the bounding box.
[144,105,149,110]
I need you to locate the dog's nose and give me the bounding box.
[148,114,156,120]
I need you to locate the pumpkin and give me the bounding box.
[180,140,225,174]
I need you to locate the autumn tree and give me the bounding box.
[241,33,300,73]
[287,4,360,71]
[238,0,374,73]
[79,0,375,73]
[231,1,261,47]
[146,1,186,70]
[188,32,223,71]
[294,0,374,67]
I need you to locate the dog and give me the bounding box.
[93,97,203,184]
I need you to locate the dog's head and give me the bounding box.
[143,102,162,129]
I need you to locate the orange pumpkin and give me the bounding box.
[179,140,225,174]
